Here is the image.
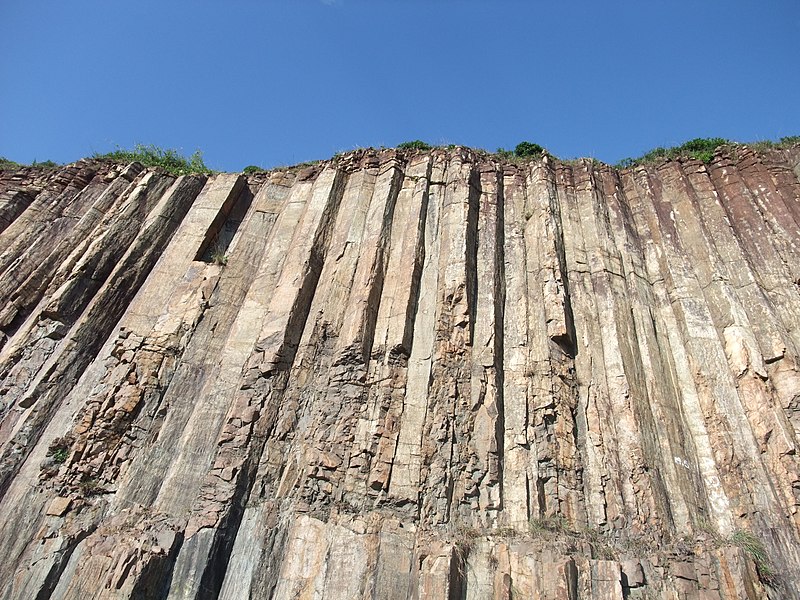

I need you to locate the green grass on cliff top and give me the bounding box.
[92,144,214,176]
[615,138,729,168]
[389,136,799,169]
[615,135,800,168]
[0,157,58,170]
[1,146,215,176]
[3,137,799,174]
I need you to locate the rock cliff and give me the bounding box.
[1,144,799,599]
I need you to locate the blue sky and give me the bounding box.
[1,0,798,171]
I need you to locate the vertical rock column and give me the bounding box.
[523,160,583,526]
[170,166,347,600]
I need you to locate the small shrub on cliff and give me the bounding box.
[495,142,547,161]
[94,144,213,176]
[52,448,69,463]
[616,157,636,169]
[397,140,432,151]
[514,141,545,158]
[243,165,267,174]
[78,477,104,496]
[676,137,728,163]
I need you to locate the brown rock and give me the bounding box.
[0,146,799,598]
[45,496,71,516]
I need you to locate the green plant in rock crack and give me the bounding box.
[209,236,228,266]
[52,448,69,463]
[78,477,104,496]
[46,436,73,465]
[730,529,774,581]
[211,249,228,266]
[529,515,570,536]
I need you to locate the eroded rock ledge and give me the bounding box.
[1,144,799,599]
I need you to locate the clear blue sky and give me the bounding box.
[1,0,798,171]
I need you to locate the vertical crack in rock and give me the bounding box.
[0,146,799,599]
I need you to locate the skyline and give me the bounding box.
[1,0,798,171]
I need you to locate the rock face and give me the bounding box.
[0,144,799,599]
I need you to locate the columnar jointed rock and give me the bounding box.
[0,145,799,599]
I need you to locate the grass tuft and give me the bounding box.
[1,157,59,170]
[0,157,21,170]
[93,144,213,176]
[210,238,228,266]
[730,529,774,581]
[529,515,570,535]
[616,137,728,168]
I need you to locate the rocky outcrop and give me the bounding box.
[0,144,799,599]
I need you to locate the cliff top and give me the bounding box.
[2,136,799,179]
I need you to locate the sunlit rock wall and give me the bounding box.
[1,144,799,599]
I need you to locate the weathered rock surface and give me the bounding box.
[0,144,799,599]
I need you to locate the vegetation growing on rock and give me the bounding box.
[495,141,547,160]
[397,140,432,151]
[615,135,800,168]
[93,144,213,176]
[616,137,728,167]
[0,157,19,170]
[0,157,58,170]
